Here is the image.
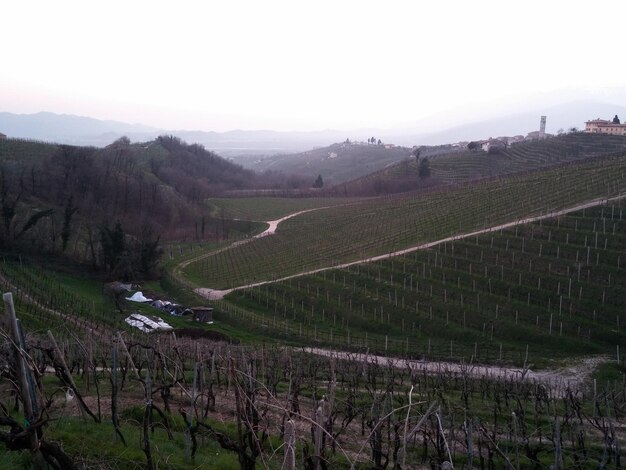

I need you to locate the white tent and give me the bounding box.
[125,291,152,303]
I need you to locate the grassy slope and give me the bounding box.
[184,155,626,289]
[205,196,358,221]
[0,256,268,345]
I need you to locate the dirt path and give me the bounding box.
[303,347,608,391]
[256,208,324,237]
[172,207,329,291]
[195,193,626,300]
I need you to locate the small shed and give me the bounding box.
[191,306,214,323]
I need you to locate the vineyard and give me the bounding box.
[347,133,626,192]
[0,259,116,332]
[219,201,626,368]
[1,298,625,469]
[184,155,626,290]
[429,133,626,184]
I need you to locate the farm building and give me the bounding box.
[0,132,7,140]
[191,306,214,323]
[585,118,626,136]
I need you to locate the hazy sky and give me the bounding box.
[2,0,625,131]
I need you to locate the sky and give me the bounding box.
[2,0,625,132]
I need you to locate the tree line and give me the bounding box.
[0,136,315,279]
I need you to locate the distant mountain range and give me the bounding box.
[0,111,364,154]
[0,111,157,145]
[1,100,625,157]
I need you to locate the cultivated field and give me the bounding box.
[221,202,626,367]
[2,319,624,469]
[341,133,626,196]
[429,133,626,183]
[185,155,626,290]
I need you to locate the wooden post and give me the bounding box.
[117,332,140,380]
[47,330,97,420]
[283,419,296,470]
[4,293,39,452]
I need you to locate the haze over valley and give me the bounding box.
[3,97,626,156]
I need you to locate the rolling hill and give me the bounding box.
[0,136,275,278]
[244,141,415,186]
[338,132,626,195]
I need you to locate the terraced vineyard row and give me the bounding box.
[0,260,120,332]
[347,133,626,193]
[221,202,626,366]
[429,133,626,183]
[185,155,626,289]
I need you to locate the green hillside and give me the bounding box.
[184,154,626,289]
[247,141,415,186]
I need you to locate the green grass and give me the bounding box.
[205,196,356,221]
[0,414,243,469]
[592,362,626,387]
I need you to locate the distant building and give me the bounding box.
[524,116,549,141]
[481,138,506,152]
[384,144,396,149]
[507,135,525,146]
[526,131,542,140]
[585,119,626,136]
[0,132,6,140]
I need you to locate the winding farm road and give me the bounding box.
[193,193,626,300]
[173,207,328,295]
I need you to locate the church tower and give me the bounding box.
[539,116,546,138]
